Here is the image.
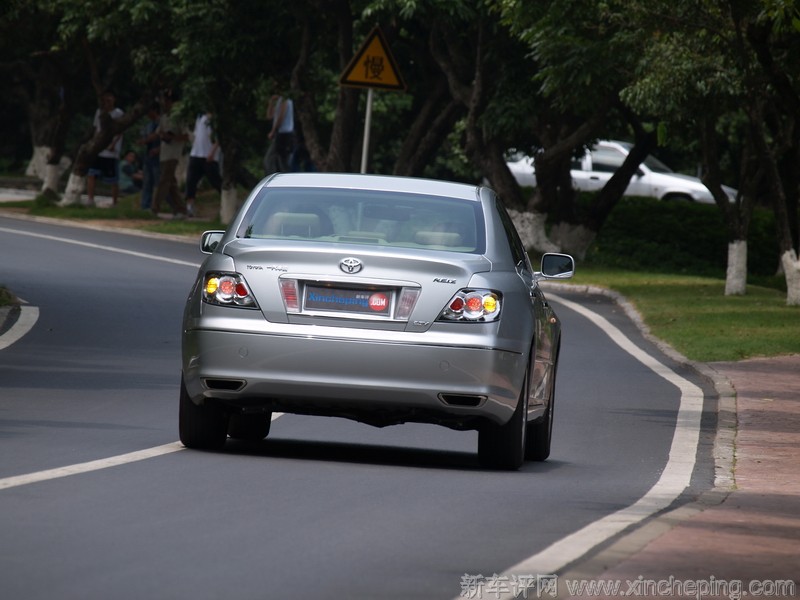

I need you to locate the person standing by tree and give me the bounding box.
[138,102,161,211]
[152,90,189,217]
[263,92,294,175]
[85,90,124,207]
[184,111,222,217]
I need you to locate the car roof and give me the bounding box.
[263,172,483,201]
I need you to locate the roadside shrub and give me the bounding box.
[583,197,779,277]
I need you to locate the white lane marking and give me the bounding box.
[0,412,286,491]
[0,226,199,267]
[0,306,39,351]
[0,442,185,491]
[482,293,704,597]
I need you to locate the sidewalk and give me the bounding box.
[0,187,113,207]
[563,354,800,597]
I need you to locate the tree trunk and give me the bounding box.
[220,187,238,225]
[394,88,463,176]
[725,240,748,296]
[59,90,153,206]
[26,146,71,192]
[748,102,800,305]
[25,146,49,180]
[292,0,360,172]
[549,222,597,261]
[781,250,800,306]
[60,172,87,206]
[508,209,560,254]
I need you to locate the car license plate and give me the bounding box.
[304,285,393,316]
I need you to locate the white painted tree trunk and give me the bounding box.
[25,146,50,180]
[220,187,239,225]
[725,240,747,296]
[508,209,560,253]
[42,163,62,194]
[549,222,597,261]
[59,172,86,207]
[26,146,72,192]
[781,250,800,306]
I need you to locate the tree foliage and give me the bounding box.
[1,0,799,300]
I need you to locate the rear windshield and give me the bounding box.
[235,187,485,253]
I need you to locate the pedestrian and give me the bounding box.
[263,92,294,175]
[288,126,315,172]
[138,102,161,210]
[86,89,124,207]
[119,151,143,194]
[184,111,222,217]
[152,89,189,217]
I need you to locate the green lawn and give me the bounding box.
[562,266,800,362]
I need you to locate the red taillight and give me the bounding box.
[465,295,483,313]
[203,273,256,307]
[449,296,465,312]
[439,289,501,322]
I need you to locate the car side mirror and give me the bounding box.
[200,230,225,254]
[540,253,575,279]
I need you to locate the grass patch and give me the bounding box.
[9,189,226,237]
[562,265,800,362]
[0,286,17,307]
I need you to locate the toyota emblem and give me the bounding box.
[340,257,363,274]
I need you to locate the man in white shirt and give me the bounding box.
[184,112,222,217]
[86,90,124,206]
[153,90,189,216]
[263,94,295,175]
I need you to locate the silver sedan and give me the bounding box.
[180,173,574,470]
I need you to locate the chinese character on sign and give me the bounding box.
[460,573,485,599]
[363,55,385,81]
[537,574,559,598]
[485,574,512,598]
[339,26,406,91]
[512,574,538,598]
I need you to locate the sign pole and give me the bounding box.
[339,25,406,174]
[360,88,374,174]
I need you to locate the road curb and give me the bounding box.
[0,208,196,245]
[541,282,738,589]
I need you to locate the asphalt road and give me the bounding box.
[0,215,717,600]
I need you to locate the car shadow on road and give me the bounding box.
[222,437,479,471]
[218,437,566,473]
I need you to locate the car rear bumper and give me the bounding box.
[182,328,526,426]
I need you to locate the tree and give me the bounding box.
[746,1,800,304]
[619,1,761,296]
[0,1,92,197]
[492,0,659,258]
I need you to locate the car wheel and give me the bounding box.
[478,369,528,471]
[179,376,228,450]
[525,397,554,462]
[228,411,272,442]
[526,347,559,461]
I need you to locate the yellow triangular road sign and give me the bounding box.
[340,26,406,91]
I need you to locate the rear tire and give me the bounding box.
[478,370,528,471]
[228,411,272,442]
[525,399,553,461]
[525,347,559,461]
[179,376,228,450]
